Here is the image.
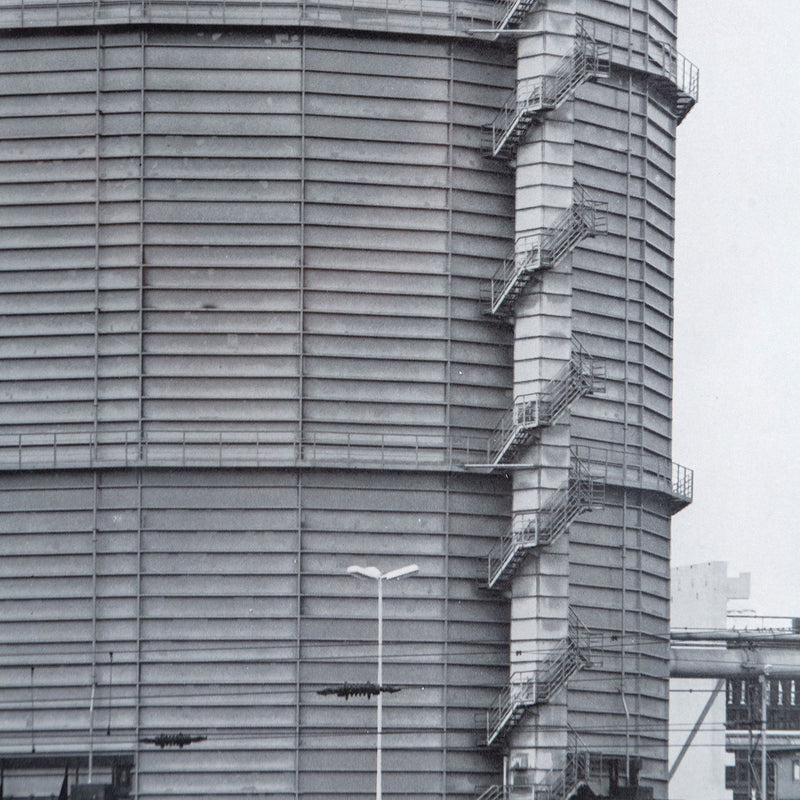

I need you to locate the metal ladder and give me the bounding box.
[482,182,608,318]
[483,20,611,160]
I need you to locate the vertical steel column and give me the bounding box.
[93,31,103,458]
[88,470,99,780]
[441,471,452,798]
[133,469,144,799]
[137,32,146,453]
[761,673,768,800]
[444,43,454,450]
[619,0,634,766]
[294,469,303,800]
[376,576,384,800]
[298,34,307,452]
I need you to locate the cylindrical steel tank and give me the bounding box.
[0,1,696,798]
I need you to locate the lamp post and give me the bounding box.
[347,564,419,800]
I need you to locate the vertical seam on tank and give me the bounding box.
[134,468,143,800]
[299,34,307,450]
[442,42,455,798]
[93,30,102,455]
[621,0,634,770]
[635,1,655,758]
[445,43,454,453]
[295,468,303,799]
[137,31,146,452]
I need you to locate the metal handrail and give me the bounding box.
[572,443,694,506]
[483,233,550,314]
[0,0,497,33]
[490,0,538,35]
[652,39,700,101]
[487,392,542,464]
[0,427,494,471]
[484,22,610,158]
[486,669,538,744]
[483,184,607,316]
[476,787,510,800]
[486,452,604,586]
[486,613,593,743]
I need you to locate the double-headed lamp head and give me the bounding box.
[347,564,419,581]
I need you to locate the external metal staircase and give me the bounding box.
[486,450,604,589]
[532,731,607,800]
[485,612,593,746]
[487,337,605,467]
[476,787,509,800]
[478,728,605,800]
[482,182,608,317]
[489,0,540,38]
[483,20,611,160]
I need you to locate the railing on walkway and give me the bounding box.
[0,0,496,33]
[0,428,495,472]
[573,443,693,511]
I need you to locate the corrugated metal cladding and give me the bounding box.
[567,19,679,790]
[0,468,510,798]
[0,24,518,800]
[0,0,696,797]
[0,30,513,442]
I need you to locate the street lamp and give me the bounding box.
[347,564,419,800]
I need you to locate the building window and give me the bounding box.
[793,760,800,782]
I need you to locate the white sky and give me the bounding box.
[672,2,800,618]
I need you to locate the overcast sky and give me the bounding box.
[672,3,800,618]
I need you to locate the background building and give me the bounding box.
[726,657,800,800]
[0,0,696,797]
[669,562,750,800]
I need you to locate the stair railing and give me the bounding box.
[486,670,538,745]
[486,614,594,743]
[486,451,605,587]
[484,22,611,159]
[487,393,543,465]
[483,233,551,316]
[477,785,511,800]
[491,0,540,37]
[483,185,607,317]
[486,511,539,588]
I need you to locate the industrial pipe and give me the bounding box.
[669,646,800,678]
